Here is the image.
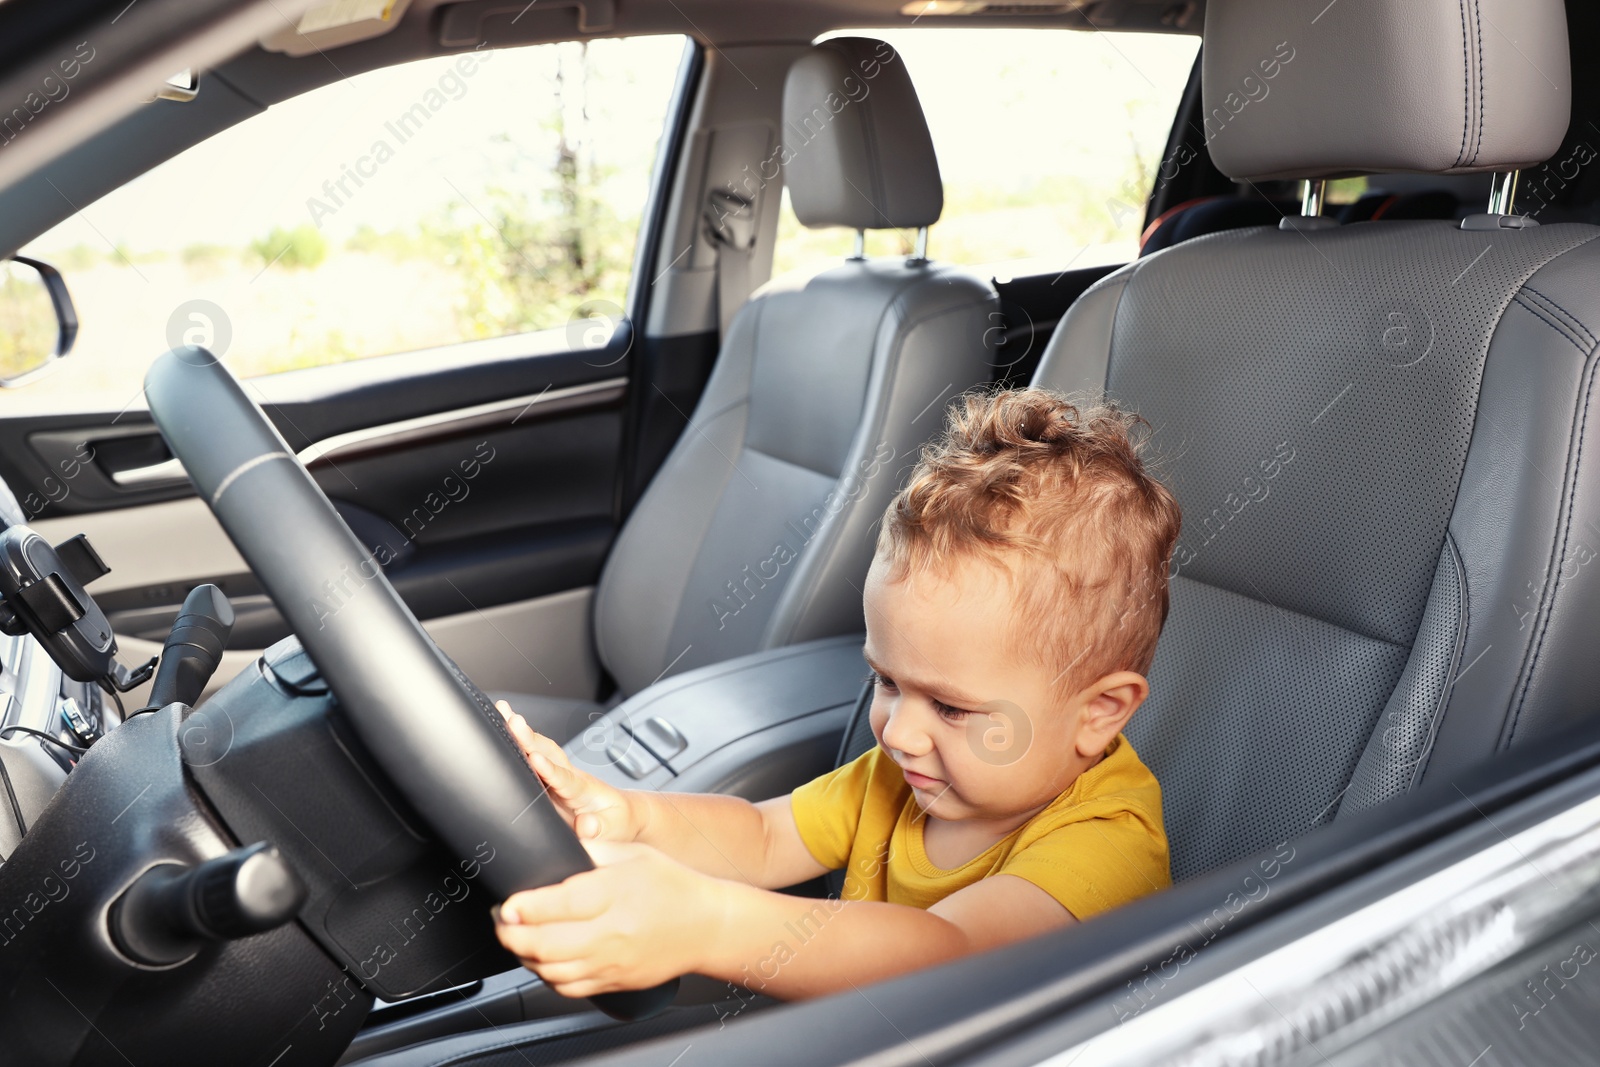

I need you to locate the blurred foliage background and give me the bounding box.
[0,262,59,381]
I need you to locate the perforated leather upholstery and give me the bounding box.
[1023,0,1600,882]
[1036,220,1600,881]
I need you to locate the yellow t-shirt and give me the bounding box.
[789,732,1170,919]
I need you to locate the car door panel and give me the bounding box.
[33,497,604,707]
[100,587,602,712]
[0,323,632,510]
[12,325,633,703]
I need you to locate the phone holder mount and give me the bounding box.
[0,525,155,692]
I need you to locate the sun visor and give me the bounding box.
[261,0,415,57]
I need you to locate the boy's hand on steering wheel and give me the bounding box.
[496,701,644,844]
[494,839,728,998]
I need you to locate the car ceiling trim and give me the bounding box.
[0,0,324,199]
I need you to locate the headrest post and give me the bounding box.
[907,227,929,266]
[1487,171,1521,216]
[1300,180,1327,218]
[849,230,866,262]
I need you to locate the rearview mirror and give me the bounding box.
[0,256,77,387]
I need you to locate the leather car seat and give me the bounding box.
[349,0,1596,1060]
[495,37,998,746]
[989,0,1590,882]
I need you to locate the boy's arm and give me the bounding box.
[630,791,832,890]
[495,845,1075,1001]
[498,704,831,889]
[699,872,1076,999]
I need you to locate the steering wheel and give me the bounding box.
[143,347,677,1022]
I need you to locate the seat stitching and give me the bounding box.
[1456,0,1471,167]
[852,44,888,227]
[1174,572,1407,649]
[1506,324,1600,746]
[1443,227,1600,518]
[1510,295,1587,350]
[1101,254,1158,390]
[1517,287,1578,335]
[1101,273,1132,390]
[742,443,839,482]
[1470,0,1486,166]
[1517,292,1590,350]
[680,394,754,436]
[1512,293,1590,352]
[1537,292,1597,347]
[1428,232,1600,753]
[1410,533,1469,790]
[1522,286,1598,348]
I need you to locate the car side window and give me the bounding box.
[10,35,688,412]
[772,28,1199,279]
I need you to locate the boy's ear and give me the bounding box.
[1074,671,1149,757]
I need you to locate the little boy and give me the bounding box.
[492,388,1180,1001]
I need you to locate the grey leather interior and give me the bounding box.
[498,38,996,742]
[1030,0,1600,883]
[573,635,866,794]
[782,36,943,230]
[342,0,1600,1060]
[1204,0,1570,180]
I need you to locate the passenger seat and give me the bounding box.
[495,38,998,746]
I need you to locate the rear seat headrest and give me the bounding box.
[1202,0,1570,181]
[782,37,943,230]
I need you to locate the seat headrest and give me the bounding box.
[782,37,943,230]
[1203,0,1571,181]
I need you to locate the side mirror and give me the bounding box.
[0,256,77,387]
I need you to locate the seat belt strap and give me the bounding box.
[702,188,757,342]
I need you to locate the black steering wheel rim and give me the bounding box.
[143,346,675,1021]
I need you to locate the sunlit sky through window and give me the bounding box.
[27,28,1197,258]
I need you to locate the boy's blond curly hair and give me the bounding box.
[876,388,1181,692]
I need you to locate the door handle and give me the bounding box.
[108,457,188,489]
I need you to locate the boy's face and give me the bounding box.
[861,551,1145,827]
